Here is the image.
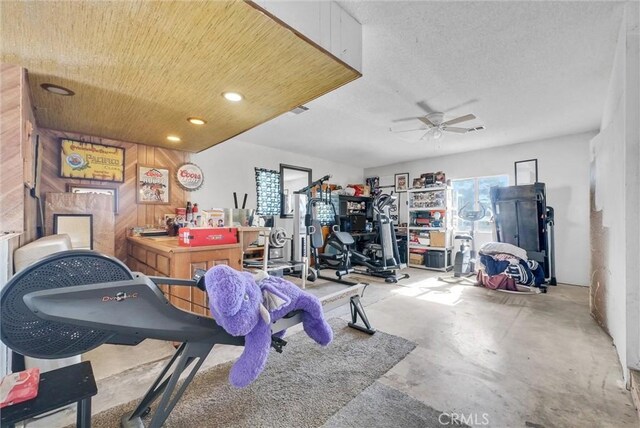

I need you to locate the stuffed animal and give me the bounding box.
[204,265,333,387]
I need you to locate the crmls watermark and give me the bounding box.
[438,412,490,426]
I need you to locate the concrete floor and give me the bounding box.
[29,269,637,427]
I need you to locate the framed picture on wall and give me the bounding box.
[394,173,409,192]
[59,138,125,182]
[53,214,93,250]
[515,159,538,185]
[137,164,170,204]
[66,184,119,214]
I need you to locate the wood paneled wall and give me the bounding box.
[45,193,115,256]
[38,128,190,262]
[1,64,37,244]
[1,64,24,234]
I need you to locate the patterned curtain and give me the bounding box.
[315,194,339,226]
[255,168,281,216]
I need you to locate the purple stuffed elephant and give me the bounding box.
[205,265,333,387]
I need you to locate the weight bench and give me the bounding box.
[0,361,97,428]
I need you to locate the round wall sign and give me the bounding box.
[176,163,204,191]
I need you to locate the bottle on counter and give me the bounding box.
[186,201,193,223]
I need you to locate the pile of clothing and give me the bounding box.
[476,242,545,292]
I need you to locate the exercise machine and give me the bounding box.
[0,250,374,428]
[299,176,360,285]
[349,193,409,283]
[308,193,408,284]
[490,183,557,285]
[452,201,486,277]
[292,178,408,284]
[289,175,335,283]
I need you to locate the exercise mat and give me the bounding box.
[85,318,416,428]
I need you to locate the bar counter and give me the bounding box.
[126,235,242,315]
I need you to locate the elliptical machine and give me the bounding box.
[440,201,486,283]
[349,193,409,283]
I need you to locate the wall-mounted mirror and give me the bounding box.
[515,159,538,185]
[280,164,312,218]
[53,214,93,249]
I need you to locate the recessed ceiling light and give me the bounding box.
[222,92,243,102]
[167,135,181,142]
[187,117,207,125]
[41,83,75,96]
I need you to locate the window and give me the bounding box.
[451,175,509,233]
[255,168,281,216]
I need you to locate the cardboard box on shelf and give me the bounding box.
[311,183,338,197]
[409,252,424,265]
[429,231,446,247]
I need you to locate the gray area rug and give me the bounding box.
[87,318,416,428]
[323,382,469,428]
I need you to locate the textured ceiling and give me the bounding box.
[0,1,359,152]
[233,1,624,168]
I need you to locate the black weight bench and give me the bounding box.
[1,361,97,428]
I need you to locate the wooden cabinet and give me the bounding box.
[126,236,242,316]
[258,0,362,72]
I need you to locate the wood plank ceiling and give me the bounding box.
[0,1,360,152]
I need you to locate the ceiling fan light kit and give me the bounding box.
[394,109,486,141]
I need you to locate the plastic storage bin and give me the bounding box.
[424,250,451,269]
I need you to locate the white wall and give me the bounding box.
[591,1,639,381]
[365,132,592,286]
[192,139,364,251]
[193,140,363,210]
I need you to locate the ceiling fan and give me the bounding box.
[395,112,485,140]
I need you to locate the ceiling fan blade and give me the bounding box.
[418,116,435,127]
[395,127,427,133]
[467,126,486,132]
[392,117,422,123]
[420,130,431,140]
[443,127,469,133]
[443,98,478,113]
[416,100,434,114]
[443,113,476,126]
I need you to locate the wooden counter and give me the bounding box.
[126,236,242,315]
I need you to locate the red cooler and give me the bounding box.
[178,227,238,247]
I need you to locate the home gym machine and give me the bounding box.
[290,174,359,285]
[490,183,557,285]
[294,178,408,284]
[290,175,333,283]
[348,193,409,283]
[0,250,374,428]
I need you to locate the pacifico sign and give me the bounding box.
[59,139,125,182]
[176,163,204,191]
